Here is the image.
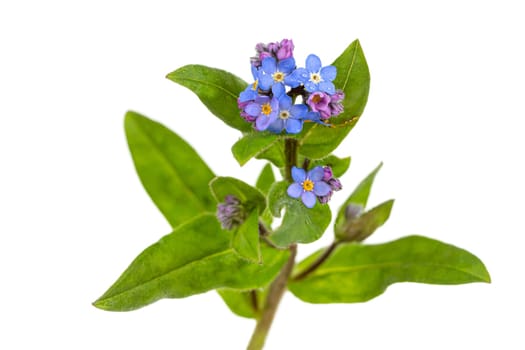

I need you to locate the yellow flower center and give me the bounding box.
[261,103,272,115]
[279,110,290,120]
[302,179,314,192]
[272,71,285,82]
[310,72,322,84]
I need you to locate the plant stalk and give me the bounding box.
[247,244,297,350]
[292,241,339,281]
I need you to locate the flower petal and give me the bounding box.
[258,74,273,91]
[255,114,271,131]
[262,57,277,74]
[304,81,318,93]
[301,191,316,208]
[245,103,261,117]
[285,118,303,134]
[308,166,325,182]
[278,57,296,74]
[272,83,285,98]
[306,54,322,72]
[279,94,292,110]
[313,181,331,196]
[291,166,306,183]
[290,104,308,118]
[319,81,336,95]
[287,183,303,198]
[267,118,284,134]
[291,68,309,83]
[320,65,337,81]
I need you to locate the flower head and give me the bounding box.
[244,92,280,131]
[295,54,337,95]
[217,195,246,230]
[287,166,331,208]
[258,57,299,91]
[267,92,308,134]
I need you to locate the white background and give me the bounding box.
[1,1,523,349]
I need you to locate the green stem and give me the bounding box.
[246,136,299,350]
[247,244,297,350]
[292,241,339,281]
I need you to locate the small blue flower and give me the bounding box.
[294,54,337,95]
[287,166,331,208]
[244,93,279,131]
[267,93,308,134]
[258,57,300,91]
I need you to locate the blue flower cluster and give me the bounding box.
[238,39,345,134]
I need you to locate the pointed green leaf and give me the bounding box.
[210,176,266,213]
[232,210,261,263]
[255,140,285,167]
[336,199,394,241]
[307,154,351,178]
[298,39,370,159]
[166,65,252,132]
[93,215,289,311]
[231,132,280,166]
[334,162,382,235]
[289,235,491,303]
[255,164,276,195]
[125,111,215,228]
[218,286,269,319]
[267,181,331,248]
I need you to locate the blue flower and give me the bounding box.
[267,93,308,134]
[295,54,337,95]
[244,93,279,131]
[258,57,300,91]
[287,166,331,208]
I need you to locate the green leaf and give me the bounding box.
[255,163,276,195]
[298,39,370,159]
[232,210,261,263]
[267,181,331,248]
[166,65,252,133]
[125,111,215,228]
[336,199,394,241]
[255,140,285,168]
[333,39,371,123]
[209,176,266,213]
[93,215,289,311]
[334,162,382,236]
[307,154,351,178]
[232,132,280,166]
[289,235,491,304]
[218,286,270,319]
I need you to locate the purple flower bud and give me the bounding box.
[328,178,342,191]
[276,39,294,60]
[307,92,332,119]
[217,195,246,230]
[329,90,345,117]
[318,191,333,204]
[323,166,333,181]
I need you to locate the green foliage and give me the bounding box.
[289,235,491,303]
[334,163,383,237]
[167,65,252,132]
[267,182,331,248]
[255,164,276,195]
[210,176,266,213]
[93,215,289,311]
[124,111,215,228]
[232,133,280,166]
[336,199,394,242]
[298,39,370,159]
[231,210,261,263]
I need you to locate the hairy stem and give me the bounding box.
[292,241,339,281]
[247,244,297,350]
[284,138,298,182]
